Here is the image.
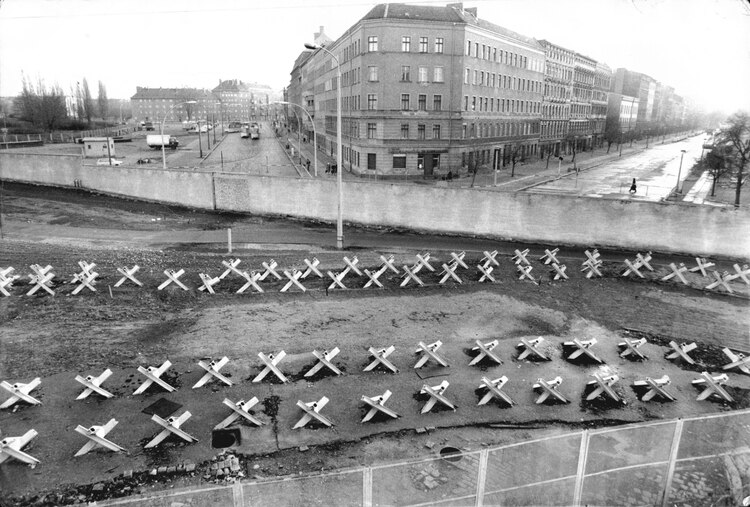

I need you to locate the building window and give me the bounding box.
[368,66,378,82]
[367,122,376,138]
[433,66,444,83]
[471,96,476,111]
[401,94,410,110]
[464,95,468,111]
[466,40,471,55]
[418,94,426,111]
[432,154,440,169]
[418,124,425,140]
[367,94,377,110]
[401,65,411,81]
[419,37,428,53]
[417,66,428,83]
[464,68,470,84]
[393,155,406,169]
[462,124,467,138]
[401,124,409,139]
[433,124,441,139]
[368,153,376,170]
[368,36,378,52]
[472,70,477,85]
[435,37,444,53]
[402,36,411,52]
[433,94,442,111]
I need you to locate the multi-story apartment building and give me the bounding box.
[613,68,657,129]
[130,87,216,124]
[571,52,596,150]
[212,79,276,122]
[288,3,544,176]
[538,40,574,158]
[606,93,639,135]
[592,62,611,146]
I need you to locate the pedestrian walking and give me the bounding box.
[629,178,637,194]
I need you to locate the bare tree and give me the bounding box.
[705,145,732,197]
[603,122,619,154]
[81,78,94,125]
[13,75,67,131]
[716,111,750,207]
[97,80,108,120]
[509,141,525,177]
[564,133,580,171]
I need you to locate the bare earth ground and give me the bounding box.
[0,184,749,505]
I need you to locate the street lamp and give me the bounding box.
[161,100,196,170]
[676,149,687,194]
[305,42,343,249]
[274,101,318,177]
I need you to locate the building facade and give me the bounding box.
[288,3,544,177]
[571,52,596,150]
[606,93,639,135]
[591,62,611,146]
[538,39,574,158]
[130,87,216,124]
[212,80,277,122]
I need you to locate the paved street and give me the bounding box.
[525,135,705,201]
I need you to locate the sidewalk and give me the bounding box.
[284,130,698,188]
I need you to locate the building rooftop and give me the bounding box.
[362,3,541,50]
[130,87,212,101]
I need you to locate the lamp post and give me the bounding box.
[305,42,343,249]
[161,100,196,170]
[676,149,687,194]
[274,101,318,177]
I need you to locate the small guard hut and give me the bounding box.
[82,137,115,158]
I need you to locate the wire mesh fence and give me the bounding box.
[100,408,750,506]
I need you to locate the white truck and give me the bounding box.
[146,134,179,150]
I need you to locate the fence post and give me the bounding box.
[227,228,232,254]
[572,430,590,506]
[362,467,372,507]
[660,419,684,507]
[475,449,489,507]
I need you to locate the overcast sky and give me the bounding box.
[1,0,749,113]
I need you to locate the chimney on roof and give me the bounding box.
[465,7,477,17]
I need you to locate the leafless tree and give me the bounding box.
[705,145,732,197]
[13,75,67,131]
[716,111,750,207]
[81,78,94,125]
[97,80,108,119]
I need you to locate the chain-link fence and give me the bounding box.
[100,409,750,506]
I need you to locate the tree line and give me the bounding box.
[12,75,113,132]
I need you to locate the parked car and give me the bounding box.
[96,158,123,166]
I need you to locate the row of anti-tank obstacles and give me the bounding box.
[2,335,749,468]
[1,249,749,297]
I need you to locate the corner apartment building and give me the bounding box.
[287,3,544,177]
[537,40,574,158]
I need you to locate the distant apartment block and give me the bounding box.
[212,79,278,122]
[288,3,544,176]
[538,39,574,157]
[130,87,216,124]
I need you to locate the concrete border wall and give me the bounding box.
[214,174,750,259]
[0,152,214,209]
[2,152,749,258]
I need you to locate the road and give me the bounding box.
[524,135,705,201]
